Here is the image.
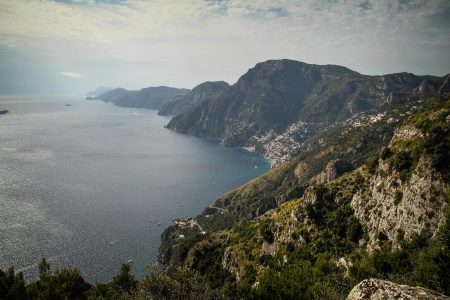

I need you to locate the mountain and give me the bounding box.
[159,95,450,298]
[165,59,449,164]
[92,86,190,110]
[158,81,229,116]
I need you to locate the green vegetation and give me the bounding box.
[0,258,91,300]
[350,211,450,296]
[3,208,448,299]
[365,155,379,174]
[0,261,223,300]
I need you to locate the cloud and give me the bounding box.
[52,0,128,5]
[0,0,449,94]
[60,72,84,78]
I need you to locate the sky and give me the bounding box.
[0,0,449,95]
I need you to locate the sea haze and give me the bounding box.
[0,96,270,282]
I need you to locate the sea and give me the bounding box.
[0,95,270,283]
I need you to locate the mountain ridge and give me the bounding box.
[165,60,449,164]
[90,86,190,110]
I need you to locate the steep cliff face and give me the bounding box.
[158,81,229,116]
[352,156,447,251]
[165,59,446,150]
[93,86,190,110]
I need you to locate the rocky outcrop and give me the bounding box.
[351,120,448,251]
[158,218,204,265]
[347,279,450,300]
[221,246,244,282]
[312,159,352,184]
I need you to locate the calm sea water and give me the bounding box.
[0,96,269,283]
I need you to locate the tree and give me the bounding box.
[0,267,27,300]
[111,263,137,294]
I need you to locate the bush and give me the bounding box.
[394,191,403,205]
[0,267,27,300]
[260,222,275,244]
[365,156,379,174]
[138,265,223,300]
[26,258,91,299]
[380,147,393,160]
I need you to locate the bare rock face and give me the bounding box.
[221,246,244,282]
[351,122,448,251]
[312,159,352,184]
[351,156,447,251]
[347,279,450,300]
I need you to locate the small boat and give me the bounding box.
[109,239,119,245]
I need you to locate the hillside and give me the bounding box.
[158,95,450,299]
[91,86,190,110]
[158,81,229,116]
[166,60,449,165]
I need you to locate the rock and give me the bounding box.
[0,109,9,114]
[347,279,450,300]
[351,155,447,251]
[221,246,243,282]
[312,159,352,184]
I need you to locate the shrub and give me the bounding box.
[260,222,275,244]
[394,191,403,205]
[365,156,379,174]
[380,147,393,159]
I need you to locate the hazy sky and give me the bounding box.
[0,0,449,94]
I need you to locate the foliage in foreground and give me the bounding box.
[1,207,449,300]
[0,260,222,300]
